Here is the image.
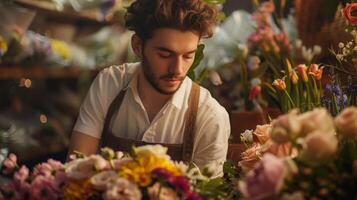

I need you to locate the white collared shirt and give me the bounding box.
[73,63,231,176]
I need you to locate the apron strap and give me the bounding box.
[182,82,200,162]
[101,81,200,162]
[101,90,126,149]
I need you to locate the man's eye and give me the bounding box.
[184,54,194,59]
[158,53,170,58]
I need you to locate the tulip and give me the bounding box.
[297,64,308,82]
[272,79,286,90]
[290,70,299,84]
[309,64,324,81]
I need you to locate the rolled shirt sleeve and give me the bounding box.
[73,65,127,138]
[192,97,231,178]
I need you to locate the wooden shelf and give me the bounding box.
[0,66,97,79]
[13,0,114,25]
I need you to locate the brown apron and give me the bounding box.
[100,82,200,162]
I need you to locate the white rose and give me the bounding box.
[65,155,108,180]
[134,145,169,159]
[104,178,142,200]
[90,171,118,191]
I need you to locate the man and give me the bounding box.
[68,0,230,177]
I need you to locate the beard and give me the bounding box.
[141,54,185,95]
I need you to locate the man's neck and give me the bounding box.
[137,70,172,122]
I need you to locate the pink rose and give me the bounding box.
[30,175,58,200]
[14,165,29,183]
[300,131,338,163]
[33,163,52,177]
[239,144,262,173]
[335,106,357,138]
[2,153,17,174]
[52,171,67,193]
[239,153,286,199]
[342,3,357,25]
[253,124,271,144]
[271,110,301,143]
[259,2,275,14]
[298,108,335,137]
[266,142,294,158]
[47,159,64,171]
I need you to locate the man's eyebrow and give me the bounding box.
[155,47,197,54]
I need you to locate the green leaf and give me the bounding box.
[223,161,238,178]
[187,44,205,81]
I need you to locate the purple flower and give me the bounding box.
[239,153,286,199]
[325,84,342,96]
[347,84,357,95]
[169,176,191,195]
[152,168,173,180]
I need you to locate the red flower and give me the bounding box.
[342,3,357,25]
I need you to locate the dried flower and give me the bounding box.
[341,3,357,25]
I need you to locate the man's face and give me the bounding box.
[139,28,200,95]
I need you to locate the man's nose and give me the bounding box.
[168,56,184,75]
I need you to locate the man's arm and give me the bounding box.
[192,103,231,178]
[67,131,100,160]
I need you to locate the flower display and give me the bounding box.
[236,107,357,199]
[0,144,236,200]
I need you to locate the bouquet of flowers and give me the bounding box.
[237,106,357,199]
[0,145,236,200]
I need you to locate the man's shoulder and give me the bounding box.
[197,85,228,117]
[100,62,140,78]
[96,62,140,87]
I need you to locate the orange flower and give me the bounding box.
[297,64,308,82]
[290,70,299,84]
[272,79,286,90]
[308,64,324,80]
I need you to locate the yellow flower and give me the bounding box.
[272,79,286,91]
[50,39,71,61]
[308,64,324,81]
[0,36,8,56]
[63,179,98,200]
[120,154,181,187]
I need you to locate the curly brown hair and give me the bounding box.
[125,0,218,42]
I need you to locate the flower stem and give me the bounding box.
[283,89,296,108]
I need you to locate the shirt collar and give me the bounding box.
[170,77,190,109]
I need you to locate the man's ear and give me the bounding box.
[131,34,142,59]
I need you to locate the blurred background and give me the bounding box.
[0,0,355,168]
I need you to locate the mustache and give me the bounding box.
[160,74,185,81]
